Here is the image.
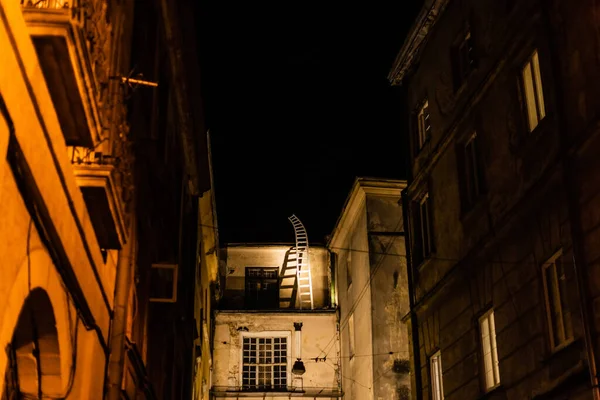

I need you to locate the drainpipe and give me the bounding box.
[106,214,136,400]
[401,188,422,400]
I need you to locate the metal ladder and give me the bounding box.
[288,215,314,310]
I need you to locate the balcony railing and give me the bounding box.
[21,0,70,8]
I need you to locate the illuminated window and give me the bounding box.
[479,310,500,391]
[417,100,431,149]
[462,132,486,209]
[348,313,356,360]
[430,351,444,400]
[245,267,279,309]
[242,336,288,391]
[149,263,178,303]
[346,251,353,288]
[453,30,476,88]
[542,250,573,350]
[521,49,546,131]
[419,193,434,259]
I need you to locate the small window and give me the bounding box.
[453,30,476,88]
[245,267,279,310]
[542,250,573,350]
[348,313,356,360]
[419,193,434,259]
[417,100,431,150]
[462,132,486,208]
[242,336,288,390]
[430,351,444,400]
[521,49,546,131]
[149,263,178,303]
[346,251,353,288]
[479,309,500,391]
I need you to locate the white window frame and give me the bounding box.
[239,331,292,391]
[521,49,546,132]
[419,193,433,258]
[149,263,178,303]
[417,99,431,149]
[479,309,500,391]
[348,313,356,360]
[430,351,444,400]
[542,249,574,351]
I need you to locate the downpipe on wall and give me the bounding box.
[105,213,136,400]
[401,188,422,400]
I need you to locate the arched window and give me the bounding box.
[1,289,62,399]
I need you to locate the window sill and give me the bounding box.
[477,384,506,400]
[416,254,436,272]
[540,337,581,365]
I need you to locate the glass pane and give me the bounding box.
[532,51,546,120]
[556,259,573,341]
[522,62,539,131]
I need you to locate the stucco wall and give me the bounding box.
[221,245,331,310]
[0,0,111,396]
[212,311,339,398]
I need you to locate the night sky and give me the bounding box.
[194,2,422,244]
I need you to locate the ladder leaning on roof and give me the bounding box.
[288,214,314,310]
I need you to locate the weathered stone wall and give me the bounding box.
[213,311,339,397]
[366,194,410,400]
[221,245,331,310]
[396,0,600,398]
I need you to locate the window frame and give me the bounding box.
[149,263,178,303]
[348,313,356,360]
[419,192,434,259]
[452,29,476,90]
[416,99,431,150]
[521,49,546,132]
[245,267,280,310]
[346,250,353,288]
[479,309,500,392]
[461,131,486,210]
[430,350,444,400]
[541,249,574,351]
[239,331,292,392]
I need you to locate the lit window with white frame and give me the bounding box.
[419,193,433,258]
[348,313,356,359]
[242,336,288,390]
[521,49,546,131]
[542,250,573,350]
[430,351,444,400]
[417,99,431,149]
[479,309,500,391]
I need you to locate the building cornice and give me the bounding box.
[328,177,406,249]
[388,0,450,86]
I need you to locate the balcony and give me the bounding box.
[69,145,128,250]
[20,0,105,148]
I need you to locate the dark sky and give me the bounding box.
[194,2,422,244]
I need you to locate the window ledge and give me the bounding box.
[540,337,581,365]
[477,384,505,400]
[416,254,436,272]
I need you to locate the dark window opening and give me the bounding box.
[452,30,476,89]
[245,268,279,309]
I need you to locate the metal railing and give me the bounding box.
[21,0,70,9]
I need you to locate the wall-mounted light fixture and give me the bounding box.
[292,322,306,375]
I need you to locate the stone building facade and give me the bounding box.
[389,0,600,399]
[211,244,342,399]
[328,178,410,400]
[0,0,214,398]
